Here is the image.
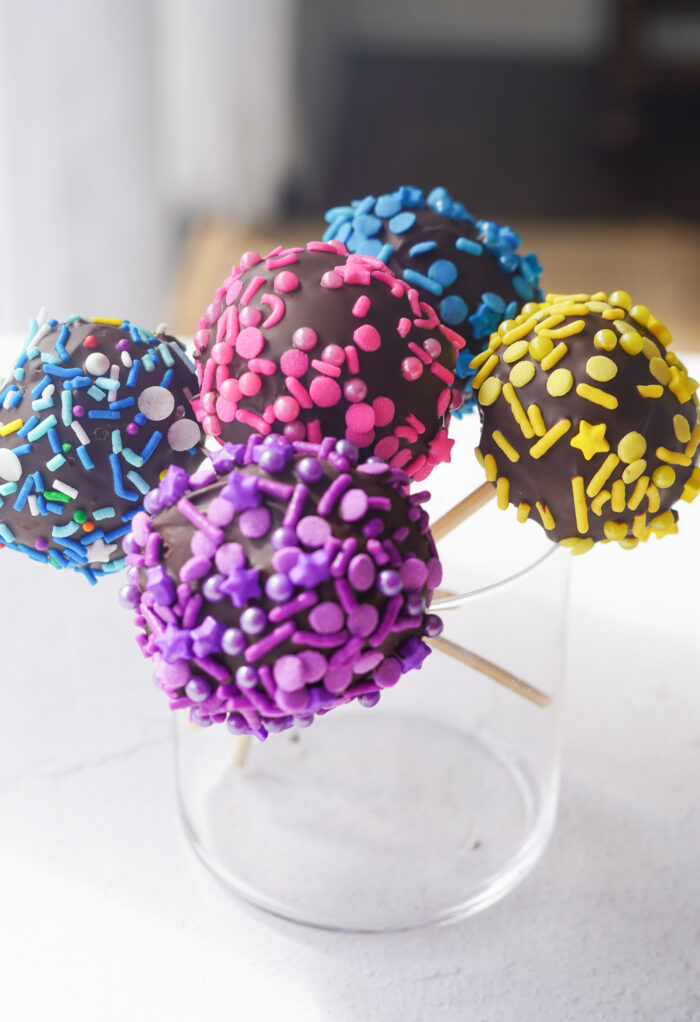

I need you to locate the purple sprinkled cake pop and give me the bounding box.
[124,434,443,739]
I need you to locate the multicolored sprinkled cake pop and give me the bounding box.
[472,291,700,553]
[191,241,465,482]
[323,186,542,397]
[123,435,443,739]
[0,312,203,581]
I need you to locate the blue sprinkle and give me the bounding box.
[112,430,123,454]
[158,342,175,368]
[87,409,121,420]
[336,222,352,245]
[12,444,32,457]
[455,236,483,256]
[482,292,506,313]
[65,313,83,323]
[63,376,92,391]
[126,471,151,495]
[32,470,44,491]
[505,301,518,319]
[49,549,69,568]
[93,506,116,521]
[409,240,438,257]
[80,568,99,585]
[41,352,60,365]
[322,221,341,243]
[512,275,534,301]
[104,522,133,542]
[46,501,65,514]
[12,475,34,512]
[80,529,104,545]
[171,344,195,373]
[27,415,57,442]
[55,537,88,562]
[121,507,141,522]
[428,259,458,288]
[354,237,383,258]
[142,353,156,372]
[46,454,66,471]
[47,318,58,328]
[36,494,48,516]
[0,482,18,496]
[0,524,16,544]
[47,428,62,454]
[30,375,51,399]
[54,324,70,362]
[374,194,402,218]
[403,268,443,297]
[61,390,73,425]
[110,397,135,411]
[0,385,12,403]
[101,557,126,575]
[13,366,25,381]
[8,391,23,408]
[126,360,141,387]
[17,416,39,438]
[121,448,144,468]
[439,295,469,326]
[388,211,416,234]
[77,446,94,470]
[160,369,174,389]
[95,377,120,392]
[354,196,375,216]
[134,413,147,426]
[140,430,162,463]
[27,548,49,564]
[499,226,522,249]
[323,205,354,224]
[353,214,382,237]
[377,243,395,264]
[109,453,138,501]
[32,397,54,413]
[497,250,518,273]
[52,521,79,539]
[87,385,105,402]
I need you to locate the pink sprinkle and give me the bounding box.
[264,244,284,259]
[406,413,426,434]
[307,419,322,442]
[390,448,411,469]
[344,346,360,375]
[352,295,371,318]
[353,324,381,352]
[194,328,210,351]
[211,342,234,365]
[374,436,399,459]
[236,408,271,435]
[273,396,300,422]
[239,251,262,270]
[236,327,264,359]
[307,240,345,253]
[372,396,395,426]
[285,377,313,409]
[293,326,318,351]
[201,392,217,414]
[216,397,237,422]
[405,453,428,478]
[201,358,216,394]
[239,372,262,396]
[437,387,452,417]
[280,349,308,377]
[247,357,276,376]
[345,402,375,432]
[402,357,423,381]
[260,294,285,328]
[407,289,422,317]
[265,251,298,269]
[439,323,467,351]
[263,405,276,423]
[203,414,222,437]
[240,275,266,306]
[274,270,299,293]
[216,306,235,343]
[423,337,442,359]
[284,420,305,440]
[343,378,367,403]
[430,362,455,385]
[220,378,242,403]
[346,428,374,448]
[408,341,432,365]
[397,317,411,338]
[239,305,262,327]
[414,301,439,329]
[215,365,230,389]
[309,376,341,407]
[322,344,345,366]
[395,425,418,443]
[311,358,341,378]
[321,271,342,289]
[205,299,222,325]
[226,279,243,305]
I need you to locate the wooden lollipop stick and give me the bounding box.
[430,481,495,542]
[426,635,551,708]
[232,734,252,768]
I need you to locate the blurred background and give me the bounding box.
[0,0,698,342]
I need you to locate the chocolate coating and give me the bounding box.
[126,435,443,739]
[191,241,465,482]
[474,292,700,550]
[323,186,543,393]
[0,315,203,579]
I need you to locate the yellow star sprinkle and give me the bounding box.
[570,420,610,461]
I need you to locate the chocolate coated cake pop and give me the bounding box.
[0,312,203,580]
[191,241,465,482]
[123,435,443,739]
[473,291,700,552]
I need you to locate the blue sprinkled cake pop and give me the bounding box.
[323,186,543,408]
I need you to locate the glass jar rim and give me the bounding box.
[430,546,558,611]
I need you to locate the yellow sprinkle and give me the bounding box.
[158,468,168,481]
[642,337,661,361]
[668,366,693,404]
[0,418,23,437]
[536,501,555,531]
[571,476,589,534]
[469,348,493,370]
[509,361,536,388]
[656,446,691,467]
[646,483,660,513]
[637,384,663,399]
[484,453,498,482]
[673,415,691,444]
[611,479,626,513]
[604,521,628,541]
[609,290,631,309]
[529,334,554,362]
[602,308,625,320]
[622,459,647,484]
[502,382,534,439]
[620,330,643,355]
[488,335,503,353]
[498,319,516,337]
[685,424,700,459]
[517,501,531,523]
[570,537,595,556]
[496,476,510,510]
[544,319,586,339]
[527,403,546,437]
[647,317,673,347]
[653,465,676,489]
[540,342,568,371]
[632,513,647,539]
[503,340,530,363]
[571,420,610,461]
[649,357,670,386]
[474,447,485,468]
[502,318,537,346]
[618,537,639,550]
[681,467,700,503]
[576,383,618,410]
[630,304,650,325]
[492,430,520,463]
[93,316,124,326]
[593,329,617,351]
[590,292,608,302]
[530,418,572,459]
[617,431,646,464]
[586,355,618,382]
[557,303,590,316]
[627,475,649,510]
[472,354,499,390]
[650,510,675,534]
[534,314,565,334]
[545,293,591,304]
[546,367,573,397]
[666,350,682,368]
[521,303,540,317]
[478,377,502,407]
[586,301,610,313]
[591,490,611,515]
[587,453,620,497]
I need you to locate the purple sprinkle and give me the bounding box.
[277,686,309,713]
[271,526,297,549]
[296,515,331,548]
[257,664,277,699]
[329,635,364,667]
[244,621,295,663]
[240,606,267,635]
[158,465,191,506]
[239,506,271,539]
[352,649,383,674]
[179,555,212,583]
[144,531,162,567]
[400,558,428,591]
[299,650,328,683]
[339,488,369,522]
[221,472,261,511]
[317,473,351,516]
[191,616,225,658]
[146,565,176,606]
[131,511,151,547]
[426,556,443,590]
[189,464,217,489]
[268,590,318,623]
[222,627,246,656]
[330,536,358,578]
[207,497,236,527]
[273,654,305,691]
[374,657,402,688]
[226,714,248,734]
[191,530,218,559]
[182,594,204,629]
[347,553,376,591]
[308,601,345,635]
[392,525,410,543]
[367,539,390,566]
[391,615,423,633]
[333,577,357,614]
[258,478,295,500]
[362,518,385,538]
[347,603,379,637]
[324,665,353,694]
[367,496,392,511]
[356,462,389,476]
[369,595,403,648]
[214,542,246,574]
[296,457,323,484]
[185,677,212,702]
[282,483,309,528]
[358,692,381,708]
[161,660,190,689]
[209,445,237,474]
[123,533,141,556]
[397,636,431,671]
[291,629,349,649]
[177,498,224,546]
[272,546,301,574]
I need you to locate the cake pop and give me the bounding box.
[471,291,700,553]
[123,435,443,739]
[0,312,203,580]
[190,241,465,482]
[323,186,542,399]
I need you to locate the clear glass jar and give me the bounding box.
[174,415,570,930]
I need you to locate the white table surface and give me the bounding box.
[1,339,699,1022]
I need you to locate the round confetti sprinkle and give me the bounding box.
[138,386,176,422]
[167,419,201,452]
[546,368,574,397]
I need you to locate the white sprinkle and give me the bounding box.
[52,479,79,500]
[167,418,200,452]
[27,494,39,517]
[0,448,22,482]
[70,421,90,446]
[85,351,111,376]
[138,386,175,421]
[32,323,51,346]
[155,323,168,335]
[3,391,16,409]
[120,351,133,368]
[108,363,120,403]
[41,383,56,399]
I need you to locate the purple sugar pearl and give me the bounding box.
[235,665,258,689]
[271,526,297,550]
[308,601,345,635]
[240,606,267,635]
[359,692,381,708]
[122,533,140,556]
[404,591,426,616]
[257,446,287,473]
[227,713,248,734]
[221,627,246,656]
[273,654,305,691]
[377,569,402,596]
[185,677,212,702]
[296,457,323,484]
[424,614,443,638]
[265,572,294,603]
[118,583,140,608]
[335,439,359,463]
[201,573,225,601]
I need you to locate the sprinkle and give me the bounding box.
[540,343,568,371]
[586,453,620,497]
[492,430,519,463]
[516,502,530,522]
[646,483,660,512]
[496,476,509,509]
[472,354,499,390]
[0,419,23,437]
[611,479,626,513]
[656,446,691,467]
[502,382,534,439]
[535,502,555,530]
[571,476,589,534]
[529,419,571,459]
[652,465,675,489]
[627,476,650,510]
[483,454,497,482]
[637,384,663,399]
[52,479,79,499]
[527,404,546,436]
[576,383,618,410]
[591,490,611,515]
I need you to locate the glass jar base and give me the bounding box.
[176,709,559,932]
